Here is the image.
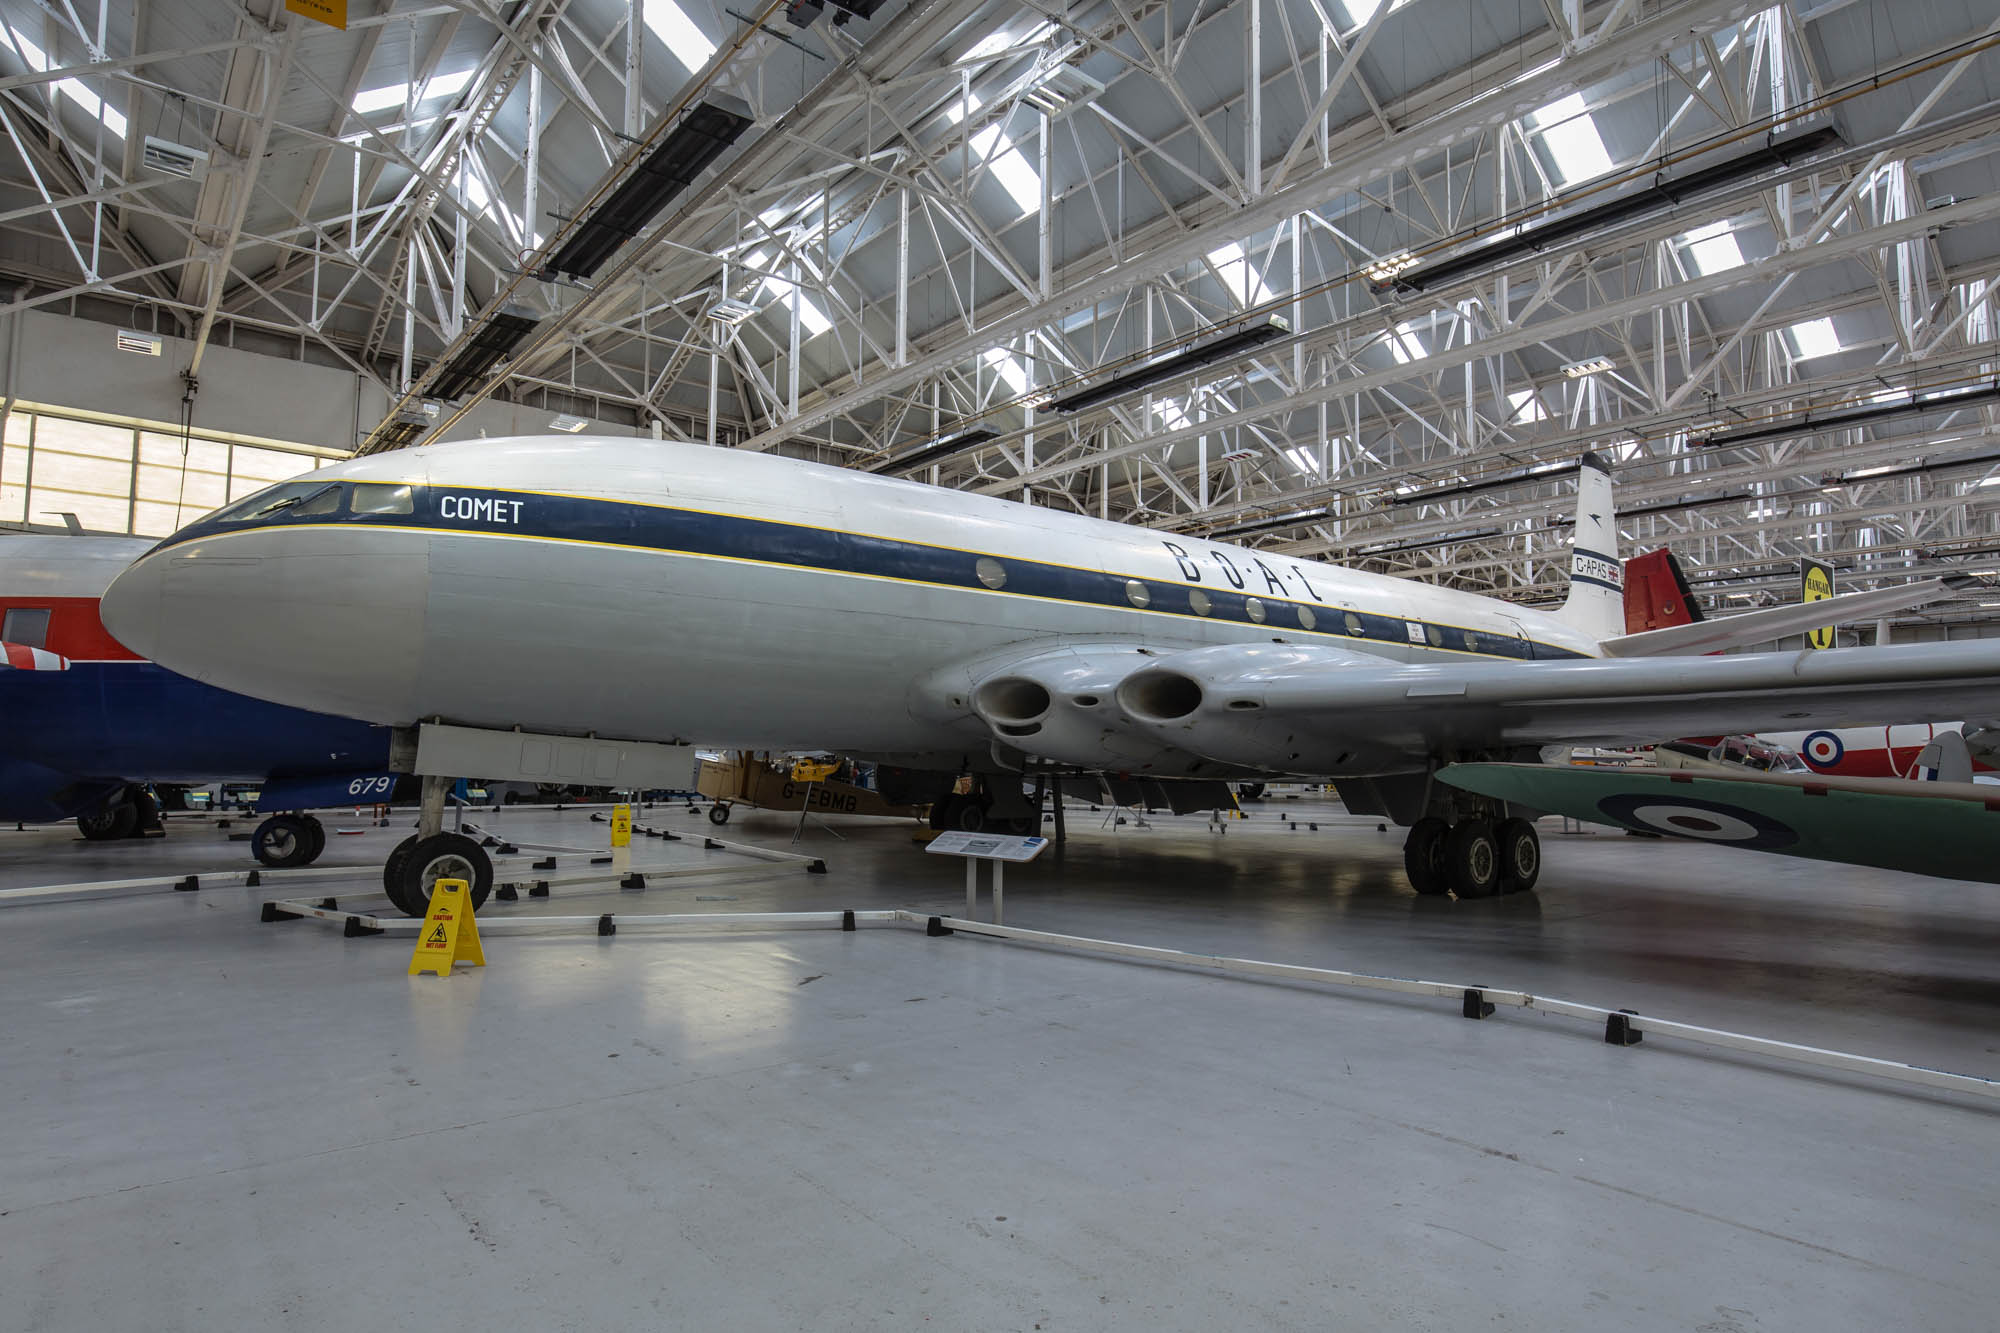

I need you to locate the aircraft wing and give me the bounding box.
[1436,761,2000,885]
[1597,577,1964,656]
[1115,638,2000,769]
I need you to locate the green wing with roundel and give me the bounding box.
[1438,763,2000,885]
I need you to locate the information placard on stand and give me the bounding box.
[925,833,1049,922]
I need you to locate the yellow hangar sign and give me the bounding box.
[1802,558,1836,650]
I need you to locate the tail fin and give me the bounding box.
[1623,548,1702,634]
[1555,451,1624,644]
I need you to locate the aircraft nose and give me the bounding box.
[100,527,433,724]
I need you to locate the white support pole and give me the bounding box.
[400,242,415,392]
[1039,111,1053,300]
[992,861,1004,925]
[896,193,909,367]
[524,50,543,253]
[965,858,976,920]
[1247,0,1262,196]
[624,0,643,139]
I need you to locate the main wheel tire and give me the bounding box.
[1496,817,1541,894]
[77,797,137,841]
[252,814,316,868]
[1236,782,1267,801]
[953,799,989,833]
[301,815,327,864]
[128,787,162,836]
[1447,820,1501,899]
[708,803,731,826]
[384,832,492,918]
[1402,817,1451,895]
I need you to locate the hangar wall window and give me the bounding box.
[0,407,342,537]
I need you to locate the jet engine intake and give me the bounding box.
[960,645,1221,774]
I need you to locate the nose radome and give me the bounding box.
[101,528,433,724]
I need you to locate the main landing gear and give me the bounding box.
[75,785,164,842]
[252,812,326,868]
[381,774,491,918]
[927,777,1037,836]
[1403,814,1539,899]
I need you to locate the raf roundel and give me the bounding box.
[1594,793,1800,851]
[1800,730,1845,768]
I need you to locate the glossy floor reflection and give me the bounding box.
[2,797,1995,1329]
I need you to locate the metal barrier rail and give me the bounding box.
[915,913,2000,1104]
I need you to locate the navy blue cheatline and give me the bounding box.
[149,484,1592,663]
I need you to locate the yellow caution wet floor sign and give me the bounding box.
[408,877,485,977]
[610,803,632,847]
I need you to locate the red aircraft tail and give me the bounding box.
[1622,548,1702,635]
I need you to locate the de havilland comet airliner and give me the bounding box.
[98,434,2000,913]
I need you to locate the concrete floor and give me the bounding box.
[1,798,1996,1330]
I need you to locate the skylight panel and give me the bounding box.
[1208,242,1273,308]
[1332,0,1413,29]
[1387,322,1426,364]
[1679,219,1746,275]
[1785,317,1842,360]
[353,67,474,116]
[964,20,1057,63]
[746,248,832,339]
[1153,399,1191,431]
[966,122,1041,216]
[645,0,718,74]
[3,23,126,139]
[1526,93,1612,185]
[1283,444,1319,476]
[1506,388,1549,424]
[981,348,1029,396]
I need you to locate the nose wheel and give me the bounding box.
[383,832,493,917]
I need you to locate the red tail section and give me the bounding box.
[1623,549,1702,635]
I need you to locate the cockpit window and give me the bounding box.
[350,483,414,515]
[292,484,345,517]
[209,480,339,524]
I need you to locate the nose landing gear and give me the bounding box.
[381,775,492,917]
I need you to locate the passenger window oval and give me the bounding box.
[1298,605,1317,631]
[1188,588,1213,616]
[975,557,1007,590]
[1124,579,1151,608]
[1344,612,1364,635]
[1244,597,1266,624]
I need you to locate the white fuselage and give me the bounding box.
[100,436,1598,774]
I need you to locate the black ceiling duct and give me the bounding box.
[1202,506,1331,539]
[542,96,754,282]
[1383,124,1843,296]
[866,427,999,474]
[428,308,540,400]
[1047,316,1289,414]
[1693,380,2000,449]
[1384,457,1579,506]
